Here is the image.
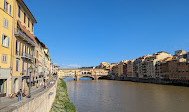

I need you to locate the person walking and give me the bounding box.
[17,89,22,101]
[44,82,46,89]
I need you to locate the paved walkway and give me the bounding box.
[0,79,56,110]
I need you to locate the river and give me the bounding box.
[66,79,189,112]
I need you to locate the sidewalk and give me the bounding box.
[0,78,56,110]
[0,86,44,110]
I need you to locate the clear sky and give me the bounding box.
[25,0,189,68]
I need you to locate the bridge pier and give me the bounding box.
[94,76,98,80]
[75,76,80,81]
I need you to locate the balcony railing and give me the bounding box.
[21,72,30,78]
[16,51,20,56]
[15,28,35,47]
[21,52,33,60]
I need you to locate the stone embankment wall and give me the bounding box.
[108,75,189,86]
[2,81,57,112]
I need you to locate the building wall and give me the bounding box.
[11,0,36,93]
[0,0,14,96]
[127,60,135,77]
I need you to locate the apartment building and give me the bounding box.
[127,60,135,77]
[123,63,127,76]
[155,57,173,78]
[11,0,37,93]
[50,63,59,75]
[0,0,13,96]
[159,51,189,80]
[136,55,152,78]
[0,0,55,97]
[118,60,128,76]
[112,64,118,76]
[142,51,172,78]
[96,62,111,70]
[109,63,117,74]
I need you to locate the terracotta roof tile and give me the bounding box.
[17,21,36,43]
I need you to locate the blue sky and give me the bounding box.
[25,0,189,68]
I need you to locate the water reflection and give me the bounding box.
[63,77,92,81]
[66,80,189,112]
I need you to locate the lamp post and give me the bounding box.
[28,65,33,98]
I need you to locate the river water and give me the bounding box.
[66,80,189,112]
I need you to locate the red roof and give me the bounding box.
[17,21,36,43]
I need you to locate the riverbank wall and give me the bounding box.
[108,75,189,87]
[1,80,57,112]
[50,79,76,112]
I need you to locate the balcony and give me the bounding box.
[16,51,20,56]
[21,52,33,60]
[15,28,35,47]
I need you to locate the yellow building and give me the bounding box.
[0,0,13,96]
[10,0,37,93]
[0,0,53,97]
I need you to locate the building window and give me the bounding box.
[28,18,30,28]
[24,12,26,23]
[3,0,11,15]
[16,59,19,72]
[27,46,30,55]
[32,23,34,32]
[26,62,28,75]
[16,40,20,56]
[22,60,24,74]
[4,19,8,28]
[2,55,7,63]
[36,51,38,58]
[22,44,26,55]
[18,5,21,18]
[31,49,33,57]
[1,34,10,47]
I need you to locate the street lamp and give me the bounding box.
[27,65,33,98]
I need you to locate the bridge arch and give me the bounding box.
[97,76,107,80]
[78,76,94,80]
[62,76,76,80]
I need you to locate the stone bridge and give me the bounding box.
[58,69,109,81]
[62,74,106,81]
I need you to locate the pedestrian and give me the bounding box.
[17,89,22,101]
[40,82,42,87]
[44,82,46,89]
[36,79,39,88]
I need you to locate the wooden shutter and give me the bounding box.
[16,40,18,55]
[1,34,4,45]
[18,41,20,55]
[8,37,10,47]
[4,19,6,27]
[9,4,11,15]
[6,20,9,28]
[4,0,6,10]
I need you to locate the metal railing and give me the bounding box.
[15,28,35,47]
[22,52,33,60]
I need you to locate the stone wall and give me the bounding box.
[2,81,57,112]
